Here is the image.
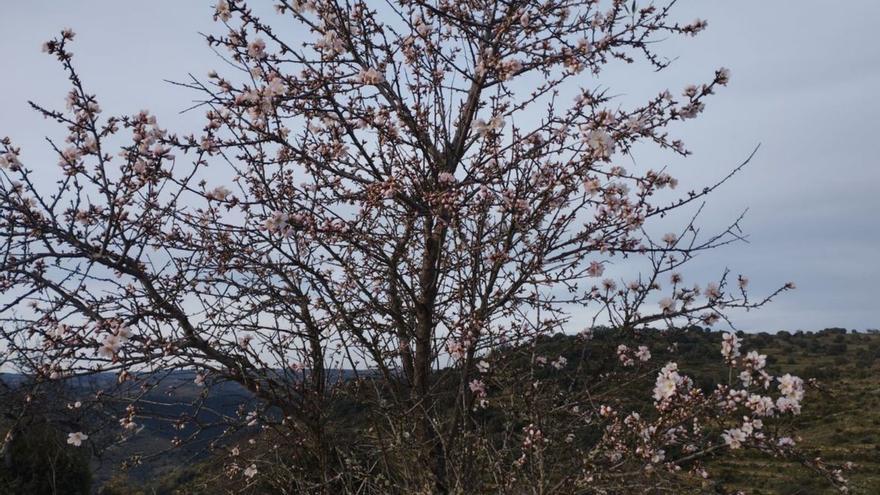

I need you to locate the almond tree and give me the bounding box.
[0,1,848,493]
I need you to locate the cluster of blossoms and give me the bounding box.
[500,188,530,216]
[42,322,72,348]
[586,261,604,277]
[521,424,545,449]
[0,148,23,170]
[721,331,741,362]
[583,128,614,159]
[471,114,505,137]
[243,464,258,479]
[97,321,132,359]
[214,0,231,22]
[314,29,345,56]
[475,359,490,373]
[207,185,233,200]
[617,344,652,367]
[247,38,266,59]
[447,318,483,360]
[576,331,840,490]
[514,424,547,467]
[357,67,385,85]
[647,333,808,457]
[776,373,805,414]
[119,404,138,431]
[739,350,772,388]
[263,210,311,236]
[468,379,488,409]
[238,334,254,349]
[658,297,676,314]
[722,417,764,449]
[552,355,568,370]
[234,74,287,126]
[652,362,689,402]
[447,340,468,360]
[533,354,569,370]
[410,13,434,38]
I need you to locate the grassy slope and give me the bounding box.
[102,329,880,494]
[712,331,880,494]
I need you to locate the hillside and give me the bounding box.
[3,328,878,494]
[89,328,880,494]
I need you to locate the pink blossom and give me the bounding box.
[247,38,267,59]
[437,172,456,185]
[469,379,487,398]
[215,0,231,21]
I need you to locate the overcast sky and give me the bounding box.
[1,1,877,332]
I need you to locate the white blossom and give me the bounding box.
[721,332,741,362]
[358,67,385,85]
[705,282,721,300]
[98,333,125,358]
[215,0,231,21]
[472,114,504,137]
[653,362,683,401]
[777,436,796,447]
[746,394,775,416]
[722,427,747,449]
[208,185,232,200]
[777,373,804,401]
[659,297,675,314]
[552,356,567,370]
[584,129,613,158]
[67,431,88,447]
[248,38,267,59]
[315,30,345,55]
[744,350,767,370]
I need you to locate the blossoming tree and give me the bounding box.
[0,0,848,493]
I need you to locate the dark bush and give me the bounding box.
[0,420,91,495]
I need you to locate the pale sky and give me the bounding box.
[1,1,878,332]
